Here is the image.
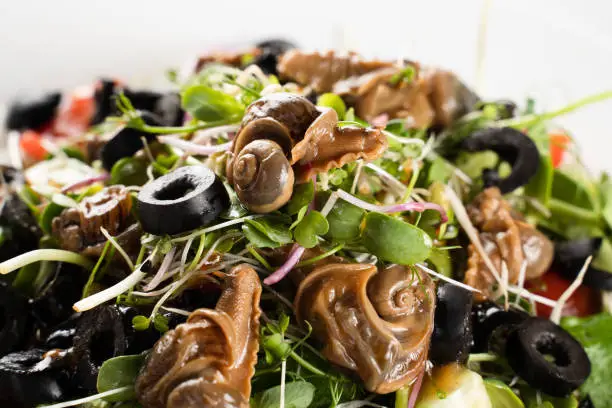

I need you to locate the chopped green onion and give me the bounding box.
[0,249,93,275]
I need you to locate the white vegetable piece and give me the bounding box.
[416,364,492,408]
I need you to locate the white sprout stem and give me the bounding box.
[180,237,194,269]
[444,186,502,286]
[194,232,242,271]
[364,163,407,197]
[171,215,260,243]
[39,386,133,408]
[144,246,177,291]
[416,263,482,293]
[73,270,147,312]
[280,359,287,408]
[100,227,135,270]
[0,249,93,275]
[320,192,339,217]
[150,269,197,319]
[513,260,528,306]
[506,285,557,308]
[158,135,232,155]
[7,131,23,170]
[550,256,593,324]
[382,130,425,146]
[351,160,364,195]
[501,261,509,310]
[161,306,192,317]
[192,124,240,143]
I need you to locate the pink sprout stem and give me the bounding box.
[263,244,305,285]
[158,136,232,155]
[407,370,425,408]
[336,190,448,223]
[143,246,176,292]
[61,174,109,193]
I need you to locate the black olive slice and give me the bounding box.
[0,349,70,406]
[90,79,118,125]
[471,301,529,353]
[253,38,297,75]
[553,238,612,290]
[154,92,184,126]
[429,282,473,365]
[137,166,229,236]
[100,111,161,170]
[461,127,540,193]
[72,305,127,391]
[505,317,591,397]
[0,283,28,355]
[0,193,42,262]
[5,92,62,131]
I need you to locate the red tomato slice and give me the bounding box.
[526,270,600,318]
[52,86,95,137]
[549,131,571,168]
[19,130,48,161]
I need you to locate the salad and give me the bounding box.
[1,39,612,408]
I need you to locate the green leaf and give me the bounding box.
[294,211,329,249]
[110,157,149,186]
[483,379,524,408]
[243,216,293,248]
[362,212,432,265]
[251,381,316,408]
[592,237,612,272]
[39,201,67,235]
[181,85,244,122]
[316,93,346,120]
[290,206,309,230]
[132,315,150,331]
[561,313,612,408]
[389,65,416,86]
[524,153,554,207]
[519,387,577,408]
[287,181,314,215]
[427,157,453,184]
[97,354,145,402]
[427,248,453,278]
[551,167,600,211]
[326,200,365,243]
[153,314,169,333]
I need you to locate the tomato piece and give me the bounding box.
[19,130,48,161]
[549,131,571,168]
[526,270,600,318]
[52,86,95,137]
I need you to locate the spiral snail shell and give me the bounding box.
[294,262,435,393]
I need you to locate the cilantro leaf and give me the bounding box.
[243,216,293,248]
[562,313,612,408]
[181,85,244,122]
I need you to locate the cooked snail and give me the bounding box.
[295,263,435,394]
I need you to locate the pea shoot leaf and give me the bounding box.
[243,216,293,248]
[181,85,244,122]
[97,354,145,402]
[562,313,612,408]
[362,212,432,265]
[294,211,329,249]
[325,200,365,243]
[251,381,315,408]
[286,181,314,215]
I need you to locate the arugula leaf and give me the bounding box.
[287,181,314,215]
[362,212,432,265]
[294,211,329,248]
[39,201,66,235]
[561,313,612,408]
[243,216,293,248]
[251,381,315,408]
[97,354,145,402]
[524,153,554,207]
[552,167,600,212]
[181,85,244,122]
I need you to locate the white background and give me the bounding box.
[1,0,611,170]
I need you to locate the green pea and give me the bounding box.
[316,93,346,120]
[362,212,432,265]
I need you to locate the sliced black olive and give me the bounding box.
[505,317,590,397]
[90,79,119,125]
[72,305,128,391]
[44,316,78,350]
[0,283,28,355]
[154,92,184,126]
[461,127,540,193]
[5,92,62,131]
[429,282,473,365]
[100,111,161,170]
[578,396,594,408]
[0,349,71,406]
[137,166,229,235]
[0,193,42,262]
[553,238,612,290]
[253,38,297,75]
[124,89,164,113]
[471,301,529,353]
